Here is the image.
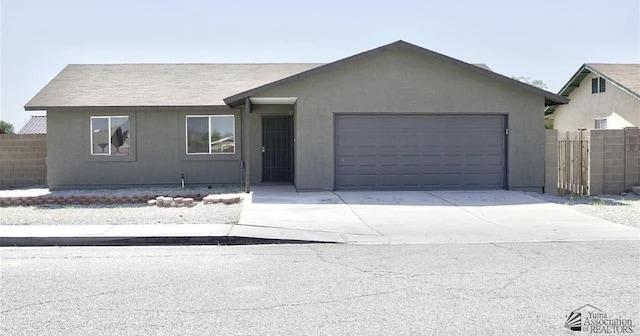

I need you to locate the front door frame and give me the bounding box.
[261,115,294,183]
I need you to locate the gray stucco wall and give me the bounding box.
[252,47,546,191]
[47,107,243,189]
[553,73,640,132]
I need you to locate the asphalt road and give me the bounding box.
[1,242,638,335]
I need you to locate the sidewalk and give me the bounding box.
[0,223,344,246]
[0,188,345,246]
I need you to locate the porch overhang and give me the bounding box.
[249,97,297,105]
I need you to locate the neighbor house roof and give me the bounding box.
[17,116,47,134]
[587,63,640,96]
[25,40,567,110]
[25,63,324,110]
[546,63,640,114]
[224,40,567,107]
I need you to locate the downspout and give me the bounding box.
[244,98,251,193]
[623,127,627,192]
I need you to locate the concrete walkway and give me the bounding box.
[1,185,638,246]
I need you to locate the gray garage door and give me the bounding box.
[335,114,506,190]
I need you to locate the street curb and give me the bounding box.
[0,236,338,247]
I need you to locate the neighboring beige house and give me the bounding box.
[25,40,567,191]
[547,63,640,131]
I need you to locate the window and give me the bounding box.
[599,77,606,92]
[186,115,235,154]
[594,118,607,130]
[591,77,606,94]
[91,116,130,155]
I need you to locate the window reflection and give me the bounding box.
[186,115,235,154]
[91,116,130,156]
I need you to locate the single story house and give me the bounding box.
[18,115,47,134]
[546,63,640,131]
[25,40,567,191]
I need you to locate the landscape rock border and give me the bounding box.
[0,193,243,207]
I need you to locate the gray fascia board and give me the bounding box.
[25,105,233,111]
[556,64,591,98]
[24,106,48,111]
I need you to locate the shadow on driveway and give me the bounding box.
[250,185,548,206]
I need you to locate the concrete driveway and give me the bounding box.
[235,185,640,244]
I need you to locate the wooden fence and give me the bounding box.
[557,130,588,195]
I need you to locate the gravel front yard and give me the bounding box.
[527,192,640,228]
[0,203,242,226]
[0,186,243,226]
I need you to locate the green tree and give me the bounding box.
[512,76,548,90]
[0,120,15,134]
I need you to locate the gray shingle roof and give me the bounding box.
[25,40,565,110]
[25,63,324,109]
[25,61,494,110]
[17,116,47,134]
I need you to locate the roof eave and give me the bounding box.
[25,104,233,111]
[24,105,47,111]
[556,64,591,98]
[545,96,569,106]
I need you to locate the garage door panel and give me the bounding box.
[335,114,506,190]
[483,137,506,147]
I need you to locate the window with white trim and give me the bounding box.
[91,116,130,155]
[594,118,608,130]
[186,115,235,154]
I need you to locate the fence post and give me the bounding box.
[623,127,640,191]
[588,129,604,195]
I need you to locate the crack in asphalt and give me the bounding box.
[494,269,530,291]
[53,288,410,315]
[0,281,180,314]
[490,242,529,259]
[1,251,245,261]
[307,245,419,279]
[304,246,528,300]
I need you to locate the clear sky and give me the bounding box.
[1,0,638,130]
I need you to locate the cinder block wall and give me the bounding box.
[588,128,640,195]
[0,134,47,188]
[544,130,558,195]
[624,128,640,190]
